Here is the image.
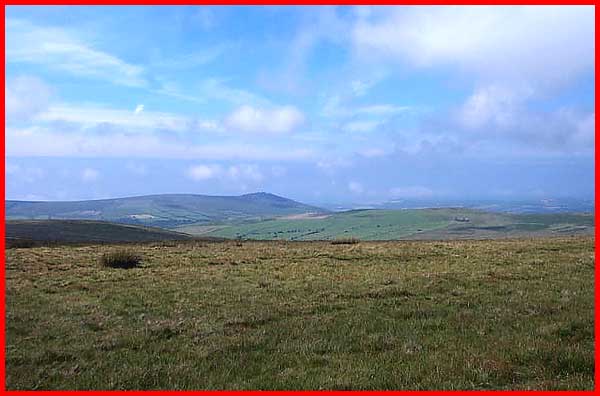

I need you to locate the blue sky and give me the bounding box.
[5,6,595,204]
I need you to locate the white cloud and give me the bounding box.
[186,163,264,183]
[357,104,411,116]
[349,73,389,97]
[450,87,595,155]
[152,76,269,107]
[5,20,270,109]
[200,78,271,107]
[81,168,99,182]
[38,102,226,134]
[351,80,371,97]
[6,19,146,87]
[354,6,594,157]
[257,7,349,95]
[225,105,305,134]
[36,103,197,133]
[134,104,144,115]
[227,165,264,182]
[6,75,52,123]
[196,120,221,131]
[6,126,315,160]
[186,165,219,181]
[358,148,389,158]
[152,45,226,70]
[353,6,594,88]
[348,181,364,194]
[321,95,348,118]
[344,120,382,133]
[5,164,46,183]
[458,85,524,130]
[322,94,410,120]
[151,80,207,104]
[316,157,353,174]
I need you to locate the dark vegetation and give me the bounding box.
[5,238,37,249]
[6,220,191,246]
[101,250,143,269]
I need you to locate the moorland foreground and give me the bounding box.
[5,236,594,390]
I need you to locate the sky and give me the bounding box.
[5,5,595,204]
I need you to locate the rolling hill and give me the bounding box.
[6,194,594,242]
[6,220,191,246]
[194,208,594,241]
[5,193,327,228]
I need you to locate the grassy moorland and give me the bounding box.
[5,236,594,390]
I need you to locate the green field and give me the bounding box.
[185,209,594,241]
[6,236,594,390]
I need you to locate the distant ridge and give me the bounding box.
[6,220,191,246]
[5,192,329,228]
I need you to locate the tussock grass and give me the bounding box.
[100,249,142,269]
[5,238,37,249]
[5,236,594,390]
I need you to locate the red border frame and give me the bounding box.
[0,2,597,5]
[0,3,597,395]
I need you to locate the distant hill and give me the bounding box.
[373,198,594,214]
[197,208,595,241]
[6,220,191,247]
[6,208,594,245]
[5,193,328,228]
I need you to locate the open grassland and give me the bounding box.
[6,236,594,390]
[198,209,594,241]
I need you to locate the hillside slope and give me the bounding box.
[6,193,327,228]
[6,220,191,246]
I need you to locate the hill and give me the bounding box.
[194,208,594,240]
[6,220,191,247]
[5,193,327,228]
[373,197,594,214]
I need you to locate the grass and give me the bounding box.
[331,236,360,245]
[5,236,594,390]
[201,208,594,241]
[203,209,453,240]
